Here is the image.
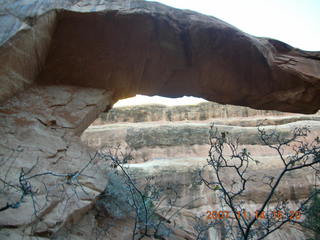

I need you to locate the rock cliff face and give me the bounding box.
[1,0,320,113]
[94,102,284,124]
[81,103,320,240]
[94,102,320,124]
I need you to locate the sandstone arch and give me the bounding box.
[1,1,320,238]
[1,0,320,114]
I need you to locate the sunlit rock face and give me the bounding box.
[83,102,320,165]
[81,103,320,240]
[1,0,320,113]
[92,102,320,124]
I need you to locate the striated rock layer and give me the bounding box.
[94,102,320,124]
[0,0,320,113]
[81,105,320,240]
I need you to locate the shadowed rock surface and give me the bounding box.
[1,0,320,113]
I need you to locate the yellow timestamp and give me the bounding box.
[206,210,301,220]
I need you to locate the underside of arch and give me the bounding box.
[0,0,320,113]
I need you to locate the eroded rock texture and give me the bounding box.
[0,0,320,113]
[0,86,111,238]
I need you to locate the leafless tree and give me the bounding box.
[0,146,100,240]
[199,123,320,240]
[94,144,198,240]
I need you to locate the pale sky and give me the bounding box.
[114,0,320,108]
[150,0,320,51]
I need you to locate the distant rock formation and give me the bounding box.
[93,102,320,124]
[81,103,320,240]
[82,103,320,163]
